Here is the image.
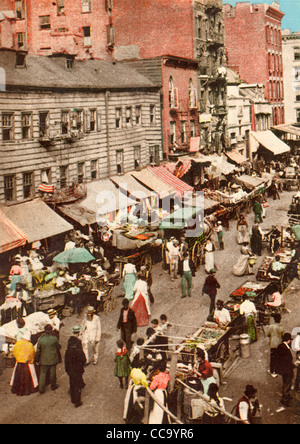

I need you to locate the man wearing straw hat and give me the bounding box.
[82,307,101,365]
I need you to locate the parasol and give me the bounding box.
[53,248,95,264]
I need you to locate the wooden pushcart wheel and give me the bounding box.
[192,242,203,270]
[140,253,153,271]
[216,341,230,366]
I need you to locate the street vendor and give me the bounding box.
[214,300,231,329]
[239,295,258,344]
[193,348,216,395]
[270,256,286,278]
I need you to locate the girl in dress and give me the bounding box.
[123,260,137,301]
[114,340,131,389]
[130,275,151,327]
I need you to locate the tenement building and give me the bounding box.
[282,29,300,124]
[0,49,162,204]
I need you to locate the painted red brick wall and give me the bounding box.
[112,0,195,60]
[25,0,111,60]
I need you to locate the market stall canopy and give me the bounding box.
[1,199,73,244]
[205,154,238,179]
[0,209,27,253]
[234,174,266,190]
[57,204,97,227]
[110,173,154,200]
[251,131,290,156]
[159,207,203,230]
[131,169,176,200]
[225,149,249,165]
[149,166,194,197]
[272,124,300,138]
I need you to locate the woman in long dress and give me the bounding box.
[237,215,250,245]
[130,275,151,327]
[123,261,137,301]
[205,240,216,274]
[10,330,39,396]
[233,243,254,277]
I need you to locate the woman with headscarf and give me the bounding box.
[130,275,151,327]
[10,330,38,396]
[233,243,255,277]
[123,259,137,301]
[250,223,263,257]
[204,240,216,274]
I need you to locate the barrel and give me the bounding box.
[240,334,251,359]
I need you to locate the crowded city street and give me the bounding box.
[0,189,299,425]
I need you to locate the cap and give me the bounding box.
[210,269,216,274]
[245,385,257,397]
[72,325,81,334]
[87,306,96,314]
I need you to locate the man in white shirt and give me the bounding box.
[214,300,231,329]
[240,297,257,318]
[47,309,61,338]
[82,306,101,365]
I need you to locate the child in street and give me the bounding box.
[114,340,131,389]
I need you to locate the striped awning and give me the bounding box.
[38,183,54,194]
[0,210,27,254]
[148,166,194,197]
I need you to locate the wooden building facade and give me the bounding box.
[0,49,162,205]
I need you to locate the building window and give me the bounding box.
[77,162,85,184]
[181,121,187,143]
[135,106,142,125]
[66,56,75,70]
[82,0,92,13]
[107,25,115,47]
[189,79,197,109]
[116,150,124,174]
[17,32,25,49]
[83,26,91,46]
[61,111,70,135]
[21,113,32,140]
[297,109,300,124]
[125,107,132,126]
[190,120,195,138]
[89,109,96,131]
[91,160,98,180]
[2,113,14,141]
[105,0,113,11]
[71,110,83,132]
[57,0,65,15]
[149,145,160,165]
[150,105,156,125]
[23,172,34,199]
[41,169,51,185]
[169,77,179,109]
[170,121,176,144]
[197,16,202,39]
[40,16,51,30]
[15,0,25,20]
[115,108,122,129]
[39,112,50,137]
[60,166,68,189]
[294,47,300,61]
[4,175,16,202]
[296,95,300,102]
[134,146,141,169]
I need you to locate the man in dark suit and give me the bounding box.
[276,333,295,407]
[117,299,137,352]
[35,324,62,394]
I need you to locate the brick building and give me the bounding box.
[0,0,228,158]
[282,29,300,124]
[224,1,285,126]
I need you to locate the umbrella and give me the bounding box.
[53,248,95,264]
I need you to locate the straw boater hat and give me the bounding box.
[47,309,57,318]
[87,306,96,315]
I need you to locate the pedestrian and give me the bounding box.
[204,239,216,274]
[10,330,38,396]
[131,274,151,327]
[253,199,263,224]
[122,259,137,301]
[216,221,224,250]
[64,326,86,408]
[239,295,258,343]
[235,385,259,424]
[237,214,250,245]
[276,333,295,407]
[139,265,155,304]
[265,313,284,378]
[130,338,145,368]
[164,237,175,273]
[178,235,189,275]
[250,223,263,257]
[47,309,61,339]
[180,251,196,299]
[35,324,61,395]
[117,298,137,352]
[169,239,180,282]
[233,243,255,277]
[82,306,101,365]
[271,179,281,200]
[114,340,131,390]
[69,280,82,315]
[202,269,220,321]
[148,363,171,425]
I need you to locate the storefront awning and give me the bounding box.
[131,169,177,200]
[58,204,97,227]
[251,131,290,156]
[226,149,248,165]
[0,210,27,253]
[234,174,266,190]
[110,173,154,200]
[1,199,73,243]
[149,166,194,197]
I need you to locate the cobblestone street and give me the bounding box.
[0,190,298,424]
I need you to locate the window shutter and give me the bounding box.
[97,110,101,131]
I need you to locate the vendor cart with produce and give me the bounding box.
[160,207,213,270]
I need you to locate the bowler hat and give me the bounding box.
[245,385,257,397]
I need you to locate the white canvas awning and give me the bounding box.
[251,130,290,156]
